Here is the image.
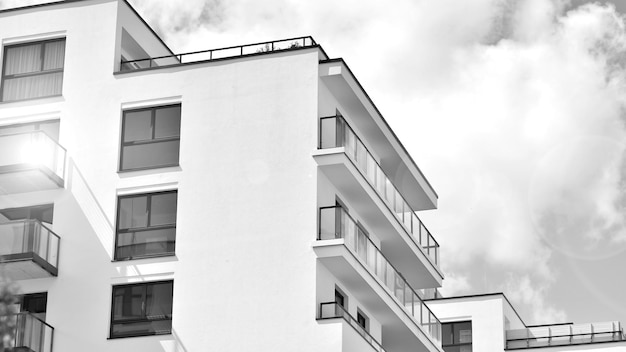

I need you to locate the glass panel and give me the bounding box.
[113,285,144,321]
[454,322,472,344]
[150,192,177,226]
[112,319,172,337]
[145,282,173,319]
[2,72,63,101]
[42,41,65,70]
[154,106,181,139]
[123,110,152,142]
[4,43,42,75]
[118,196,148,229]
[319,118,338,149]
[121,140,180,170]
[115,228,176,258]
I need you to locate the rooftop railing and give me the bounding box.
[0,130,66,182]
[506,321,626,349]
[0,219,60,272]
[319,302,386,352]
[319,115,439,266]
[3,312,54,352]
[120,36,317,72]
[319,205,441,345]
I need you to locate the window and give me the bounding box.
[356,310,368,331]
[1,38,66,102]
[110,281,173,338]
[19,292,47,321]
[115,191,177,260]
[442,321,472,352]
[119,104,181,171]
[335,288,345,308]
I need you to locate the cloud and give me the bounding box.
[503,274,567,324]
[409,1,626,322]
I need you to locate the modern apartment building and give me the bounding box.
[427,293,626,352]
[0,0,445,351]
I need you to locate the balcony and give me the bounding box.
[506,322,626,349]
[315,206,441,352]
[4,312,54,352]
[315,115,441,287]
[0,131,66,195]
[318,302,386,352]
[119,36,321,72]
[0,219,60,279]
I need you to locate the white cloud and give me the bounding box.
[503,274,567,324]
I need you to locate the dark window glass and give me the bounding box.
[115,191,177,260]
[357,311,367,330]
[335,289,345,308]
[111,281,173,338]
[120,104,181,171]
[442,321,472,352]
[1,39,65,102]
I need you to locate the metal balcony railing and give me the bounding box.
[2,312,54,352]
[0,219,60,272]
[120,36,317,72]
[319,206,441,345]
[319,302,386,352]
[506,321,626,349]
[319,115,439,266]
[0,130,66,182]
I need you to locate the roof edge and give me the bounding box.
[319,57,439,200]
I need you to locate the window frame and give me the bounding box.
[114,190,178,261]
[0,38,66,102]
[442,320,473,352]
[118,104,181,172]
[109,280,174,339]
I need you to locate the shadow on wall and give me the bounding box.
[65,158,115,258]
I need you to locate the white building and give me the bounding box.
[427,294,626,352]
[0,1,444,351]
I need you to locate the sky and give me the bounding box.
[2,0,626,327]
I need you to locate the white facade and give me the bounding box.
[0,1,444,352]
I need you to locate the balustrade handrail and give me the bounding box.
[318,205,441,344]
[120,36,317,70]
[506,321,626,349]
[319,302,386,352]
[0,130,67,152]
[0,219,61,268]
[318,115,439,266]
[4,311,55,330]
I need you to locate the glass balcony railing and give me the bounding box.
[506,322,626,349]
[319,206,442,345]
[318,115,439,266]
[3,312,54,352]
[319,302,386,352]
[0,131,66,182]
[120,36,317,72]
[0,219,60,272]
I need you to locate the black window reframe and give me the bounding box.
[109,280,173,339]
[114,190,177,261]
[0,38,66,102]
[119,103,181,172]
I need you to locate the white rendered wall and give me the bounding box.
[427,296,510,352]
